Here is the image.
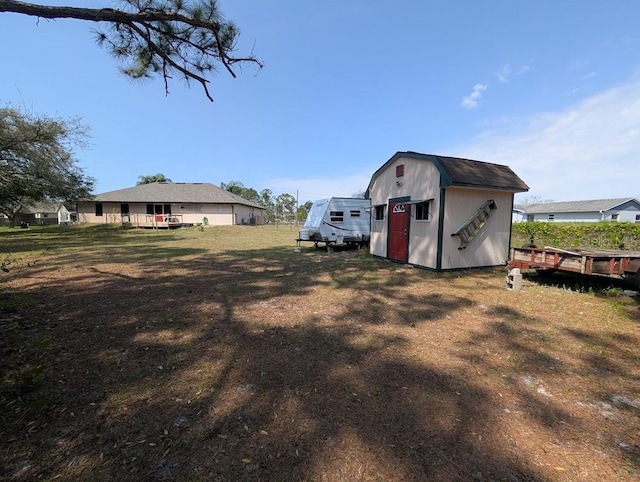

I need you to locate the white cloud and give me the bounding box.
[461,83,488,109]
[454,80,640,201]
[517,65,531,75]
[496,64,512,83]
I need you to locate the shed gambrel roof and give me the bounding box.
[93,182,263,209]
[366,151,529,194]
[524,198,640,214]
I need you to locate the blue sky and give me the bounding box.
[1,0,639,204]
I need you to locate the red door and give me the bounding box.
[388,201,409,262]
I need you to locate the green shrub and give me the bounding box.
[512,222,640,250]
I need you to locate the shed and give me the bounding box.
[365,151,529,270]
[522,198,640,223]
[19,201,71,225]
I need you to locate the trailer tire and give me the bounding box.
[624,273,640,291]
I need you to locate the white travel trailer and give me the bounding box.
[297,198,371,251]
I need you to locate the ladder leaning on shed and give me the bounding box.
[451,199,497,250]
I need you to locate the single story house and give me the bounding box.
[521,198,640,223]
[512,205,527,223]
[365,151,529,271]
[76,182,266,227]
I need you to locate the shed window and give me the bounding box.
[375,205,385,221]
[396,164,404,177]
[95,203,103,216]
[330,211,344,222]
[350,210,361,217]
[415,201,431,221]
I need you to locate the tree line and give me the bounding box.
[1,105,315,226]
[219,181,313,224]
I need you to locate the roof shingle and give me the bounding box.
[367,151,529,193]
[93,183,262,208]
[524,198,638,214]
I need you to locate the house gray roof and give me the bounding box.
[21,201,65,214]
[93,182,263,208]
[524,198,639,214]
[366,151,529,194]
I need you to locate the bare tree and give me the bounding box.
[0,0,263,101]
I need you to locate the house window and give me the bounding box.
[95,203,103,216]
[375,205,385,221]
[415,201,431,221]
[181,205,202,212]
[350,210,361,217]
[121,203,130,214]
[611,213,619,221]
[396,164,404,177]
[636,214,640,224]
[330,211,344,222]
[146,204,154,215]
[548,214,554,221]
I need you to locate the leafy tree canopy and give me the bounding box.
[0,0,263,101]
[0,106,94,223]
[136,173,172,184]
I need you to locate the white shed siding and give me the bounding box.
[369,158,441,265]
[441,188,513,269]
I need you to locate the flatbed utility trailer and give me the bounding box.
[509,246,640,290]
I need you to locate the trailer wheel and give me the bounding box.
[624,272,640,291]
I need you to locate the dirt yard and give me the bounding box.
[1,225,639,481]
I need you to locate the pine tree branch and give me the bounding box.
[0,0,263,101]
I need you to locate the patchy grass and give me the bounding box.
[1,224,639,481]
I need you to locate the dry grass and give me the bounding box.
[1,224,639,481]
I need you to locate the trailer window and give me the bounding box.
[350,210,361,217]
[415,201,431,221]
[375,205,385,221]
[330,211,344,222]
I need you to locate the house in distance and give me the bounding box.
[366,151,529,271]
[76,182,266,227]
[519,198,640,223]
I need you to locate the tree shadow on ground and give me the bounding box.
[1,245,637,480]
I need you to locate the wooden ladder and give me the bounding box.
[451,199,497,250]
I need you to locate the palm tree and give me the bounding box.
[136,174,172,185]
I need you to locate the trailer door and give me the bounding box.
[388,200,409,262]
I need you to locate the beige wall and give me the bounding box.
[76,202,265,226]
[368,155,515,270]
[440,187,514,269]
[369,157,442,268]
